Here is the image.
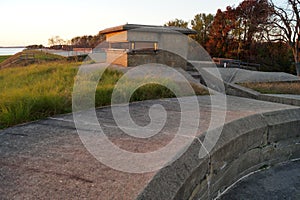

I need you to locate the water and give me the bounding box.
[0,48,26,56]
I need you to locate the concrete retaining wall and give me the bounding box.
[136,108,300,200]
[225,82,300,106]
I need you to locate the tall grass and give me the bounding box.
[0,62,79,128]
[0,62,207,129]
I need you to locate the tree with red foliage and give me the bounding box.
[206,7,236,58]
[207,0,273,60]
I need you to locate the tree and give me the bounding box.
[269,0,300,75]
[191,13,214,48]
[234,0,272,60]
[70,33,105,48]
[206,1,273,60]
[90,33,105,48]
[164,19,189,28]
[255,41,293,73]
[236,0,271,44]
[48,36,65,47]
[48,37,55,47]
[206,8,236,57]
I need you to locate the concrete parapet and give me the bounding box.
[137,108,300,200]
[224,82,300,107]
[259,94,300,107]
[224,82,260,99]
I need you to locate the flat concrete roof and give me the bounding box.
[99,24,197,35]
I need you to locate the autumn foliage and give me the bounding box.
[166,0,298,73]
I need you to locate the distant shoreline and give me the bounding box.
[0,46,26,49]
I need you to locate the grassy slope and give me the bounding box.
[240,82,300,95]
[0,61,207,129]
[0,50,66,69]
[0,61,81,128]
[0,55,11,63]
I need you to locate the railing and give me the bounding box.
[213,58,261,71]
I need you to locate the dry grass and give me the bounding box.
[240,81,300,94]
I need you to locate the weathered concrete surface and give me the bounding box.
[0,96,298,200]
[137,107,300,200]
[219,160,300,200]
[136,96,300,200]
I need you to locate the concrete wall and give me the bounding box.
[105,30,189,67]
[106,32,128,42]
[127,50,187,68]
[127,30,189,60]
[225,82,300,106]
[136,108,300,200]
[106,49,128,66]
[105,49,187,68]
[127,31,159,42]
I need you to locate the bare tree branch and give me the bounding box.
[269,0,299,74]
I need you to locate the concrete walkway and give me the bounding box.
[0,96,297,199]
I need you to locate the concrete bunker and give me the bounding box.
[99,24,197,68]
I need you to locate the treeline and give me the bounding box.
[165,0,299,74]
[70,34,105,48]
[47,33,106,50]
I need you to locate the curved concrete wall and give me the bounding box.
[137,108,300,200]
[225,82,300,106]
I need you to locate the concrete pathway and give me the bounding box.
[0,96,296,199]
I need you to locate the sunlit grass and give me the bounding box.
[0,61,80,128]
[0,61,208,129]
[240,82,300,94]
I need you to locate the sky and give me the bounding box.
[0,0,244,46]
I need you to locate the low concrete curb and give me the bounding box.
[259,94,300,107]
[136,108,300,200]
[225,82,300,106]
